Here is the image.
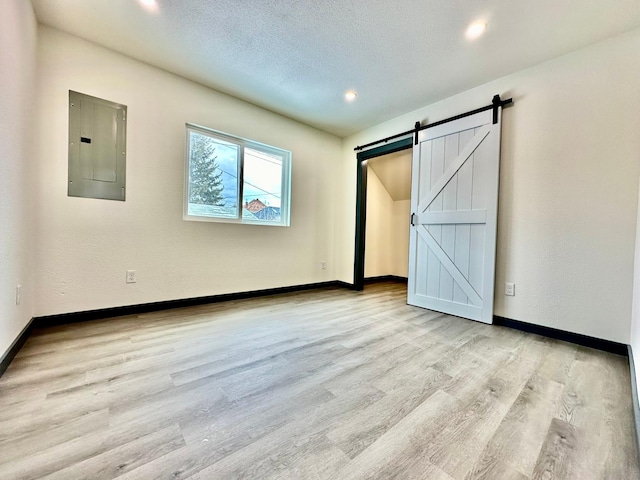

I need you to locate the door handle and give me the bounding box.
[411,213,416,226]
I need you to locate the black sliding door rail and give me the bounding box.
[354,94,512,152]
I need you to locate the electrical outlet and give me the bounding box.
[505,282,515,296]
[320,261,326,270]
[15,285,21,305]
[126,270,137,284]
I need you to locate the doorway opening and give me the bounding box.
[354,138,412,290]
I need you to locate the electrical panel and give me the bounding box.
[68,91,127,201]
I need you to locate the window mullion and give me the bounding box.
[238,143,245,221]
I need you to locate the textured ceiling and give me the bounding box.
[32,0,640,137]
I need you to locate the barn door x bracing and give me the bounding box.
[408,109,502,324]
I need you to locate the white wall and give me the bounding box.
[364,167,410,279]
[0,0,37,357]
[34,27,343,317]
[338,28,640,343]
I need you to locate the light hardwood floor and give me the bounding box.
[0,282,638,479]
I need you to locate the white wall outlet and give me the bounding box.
[126,270,137,283]
[320,261,326,270]
[15,285,21,305]
[505,282,515,296]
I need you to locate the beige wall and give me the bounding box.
[391,200,410,278]
[338,28,640,343]
[0,0,37,357]
[34,27,343,317]
[365,167,410,278]
[364,166,393,277]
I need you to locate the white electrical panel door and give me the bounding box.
[407,109,502,324]
[68,91,127,201]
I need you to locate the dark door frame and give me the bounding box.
[353,137,413,290]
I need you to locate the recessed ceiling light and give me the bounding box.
[465,21,487,40]
[345,91,358,102]
[139,0,158,10]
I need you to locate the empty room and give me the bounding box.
[3,0,640,479]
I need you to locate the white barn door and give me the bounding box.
[407,109,502,324]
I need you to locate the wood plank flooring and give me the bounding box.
[0,282,638,479]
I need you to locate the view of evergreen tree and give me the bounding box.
[188,134,225,206]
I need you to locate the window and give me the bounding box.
[184,124,291,226]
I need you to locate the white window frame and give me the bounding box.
[184,124,291,227]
